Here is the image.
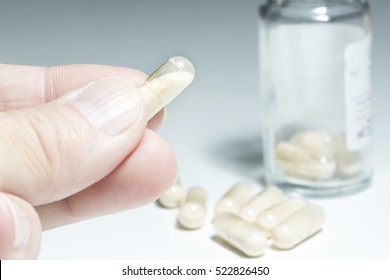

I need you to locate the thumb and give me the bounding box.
[0,192,41,259]
[0,78,147,205]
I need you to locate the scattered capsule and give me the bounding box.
[238,186,284,223]
[213,213,268,257]
[271,204,325,249]
[215,182,256,215]
[158,178,185,208]
[255,197,307,233]
[178,186,207,230]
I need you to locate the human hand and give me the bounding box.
[0,64,178,259]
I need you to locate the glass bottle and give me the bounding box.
[259,0,373,197]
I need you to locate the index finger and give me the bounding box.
[0,64,165,128]
[0,64,147,110]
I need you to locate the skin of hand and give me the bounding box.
[0,64,177,259]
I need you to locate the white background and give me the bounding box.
[1,0,389,259]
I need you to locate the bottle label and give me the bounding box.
[344,33,373,151]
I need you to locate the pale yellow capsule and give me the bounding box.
[238,186,284,223]
[158,178,185,208]
[215,182,256,215]
[213,213,268,257]
[140,56,195,120]
[255,197,307,233]
[271,204,325,249]
[178,186,207,230]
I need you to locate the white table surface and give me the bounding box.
[1,0,389,259]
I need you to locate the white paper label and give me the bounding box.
[344,33,373,151]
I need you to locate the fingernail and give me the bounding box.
[70,78,144,136]
[0,194,30,249]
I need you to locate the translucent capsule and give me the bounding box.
[140,56,195,119]
[255,197,307,233]
[271,204,325,249]
[178,186,207,230]
[238,186,284,223]
[158,178,185,208]
[276,142,336,180]
[213,213,268,257]
[215,182,256,215]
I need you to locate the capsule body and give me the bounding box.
[238,186,284,223]
[271,204,325,249]
[215,182,256,215]
[158,179,185,208]
[213,213,268,257]
[178,186,207,229]
[141,56,195,119]
[256,197,307,232]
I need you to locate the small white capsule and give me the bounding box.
[215,182,256,215]
[271,204,325,249]
[276,142,336,180]
[291,130,335,159]
[178,186,207,230]
[213,213,268,257]
[255,197,307,233]
[158,178,185,208]
[238,186,284,223]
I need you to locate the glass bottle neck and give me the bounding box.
[266,0,368,4]
[260,0,370,25]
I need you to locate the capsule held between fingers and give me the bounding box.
[140,56,195,119]
[178,186,207,230]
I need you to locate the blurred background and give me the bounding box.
[1,0,389,259]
